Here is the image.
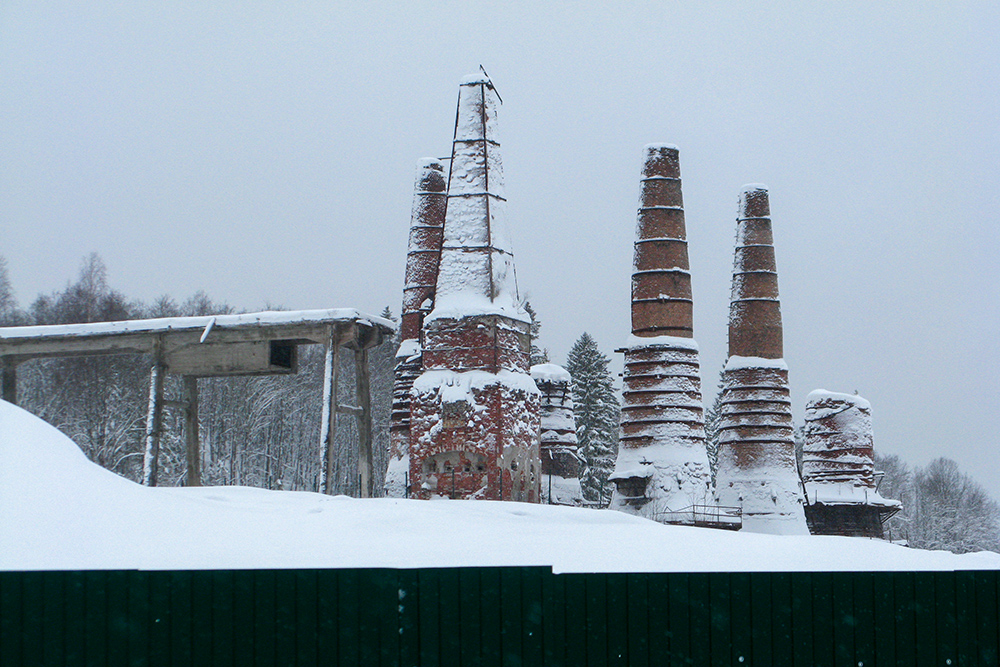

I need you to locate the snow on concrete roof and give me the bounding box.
[3,402,998,573]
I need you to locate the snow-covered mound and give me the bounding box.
[2,400,998,572]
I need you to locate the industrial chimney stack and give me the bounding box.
[385,159,448,497]
[609,144,712,520]
[714,185,809,534]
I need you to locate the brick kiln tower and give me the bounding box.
[715,185,809,534]
[801,390,900,537]
[609,144,712,520]
[385,159,448,497]
[408,73,541,502]
[531,364,584,506]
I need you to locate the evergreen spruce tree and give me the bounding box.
[702,365,725,484]
[565,332,619,504]
[524,302,549,366]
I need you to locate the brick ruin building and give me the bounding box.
[531,364,584,506]
[384,158,448,497]
[401,73,540,501]
[609,145,712,520]
[801,390,900,537]
[713,185,809,534]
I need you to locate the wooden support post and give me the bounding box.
[355,347,373,498]
[142,341,166,487]
[1,357,16,405]
[183,376,201,487]
[320,326,341,495]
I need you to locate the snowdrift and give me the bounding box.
[2,400,998,572]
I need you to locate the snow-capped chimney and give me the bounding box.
[385,158,448,497]
[801,390,900,537]
[609,144,712,520]
[531,364,584,506]
[408,74,540,502]
[715,185,809,535]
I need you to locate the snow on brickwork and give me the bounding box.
[408,74,539,503]
[715,186,807,535]
[386,159,448,497]
[427,75,527,325]
[532,364,583,506]
[612,145,712,519]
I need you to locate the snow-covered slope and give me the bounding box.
[2,400,997,573]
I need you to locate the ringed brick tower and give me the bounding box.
[385,158,448,497]
[531,363,584,506]
[408,73,540,502]
[801,390,900,537]
[609,144,712,520]
[714,185,809,534]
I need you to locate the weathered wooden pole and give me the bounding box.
[183,375,201,487]
[142,339,166,487]
[355,347,373,498]
[320,326,341,495]
[1,358,16,404]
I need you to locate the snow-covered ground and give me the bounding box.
[2,400,998,573]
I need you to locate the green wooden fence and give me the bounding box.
[1,568,997,666]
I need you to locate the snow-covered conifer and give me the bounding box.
[565,332,619,504]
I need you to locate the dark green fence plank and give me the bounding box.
[337,569,360,667]
[732,572,753,667]
[500,567,524,667]
[872,567,895,665]
[831,572,854,667]
[273,570,297,667]
[105,570,130,666]
[316,568,338,667]
[457,568,481,667]
[211,570,236,667]
[83,571,108,667]
[127,571,150,667]
[605,572,627,666]
[932,572,957,667]
[41,571,66,667]
[417,568,440,667]
[625,572,649,667]
[708,573,730,667]
[254,569,277,666]
[542,568,566,667]
[292,570,317,667]
[769,572,793,667]
[522,568,545,667]
[666,573,691,666]
[914,572,937,667]
[563,573,587,667]
[645,573,669,667]
[396,570,420,667]
[147,573,170,667]
[232,570,255,667]
[63,571,86,666]
[687,573,710,667]
[190,572,213,666]
[585,573,608,667]
[955,571,975,666]
[789,572,812,667]
[893,572,917,667]
[851,572,875,667]
[168,571,193,666]
[975,571,999,666]
[437,568,461,667]
[810,572,833,667]
[479,568,502,667]
[0,572,23,667]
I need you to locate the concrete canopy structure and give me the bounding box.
[610,144,712,520]
[714,186,808,535]
[407,73,540,502]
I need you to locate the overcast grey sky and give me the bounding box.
[3,2,998,496]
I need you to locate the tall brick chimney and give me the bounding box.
[609,144,712,520]
[801,390,900,537]
[531,363,584,506]
[385,158,447,497]
[408,73,540,502]
[714,185,808,534]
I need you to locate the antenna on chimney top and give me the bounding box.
[479,65,502,104]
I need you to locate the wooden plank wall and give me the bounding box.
[0,568,997,666]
